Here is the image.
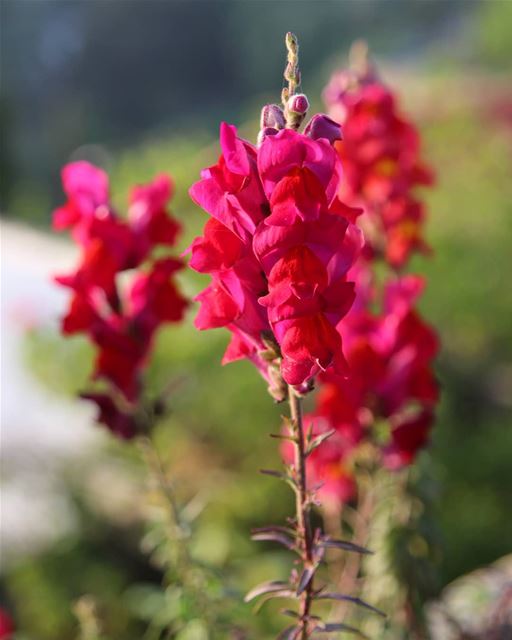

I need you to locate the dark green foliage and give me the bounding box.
[3,4,512,637]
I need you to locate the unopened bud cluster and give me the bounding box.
[260,103,286,130]
[257,104,286,145]
[258,100,341,146]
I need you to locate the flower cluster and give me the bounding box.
[305,274,438,505]
[54,162,188,438]
[323,55,434,268]
[189,119,363,397]
[303,50,440,507]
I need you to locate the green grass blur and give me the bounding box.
[2,2,512,638]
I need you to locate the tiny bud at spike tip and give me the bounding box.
[287,93,309,115]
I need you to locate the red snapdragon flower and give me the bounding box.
[54,162,188,438]
[53,161,110,238]
[323,62,434,268]
[189,120,362,394]
[299,51,440,509]
[305,274,438,497]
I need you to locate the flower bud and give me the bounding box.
[260,104,286,131]
[267,362,287,403]
[287,93,309,115]
[257,127,279,147]
[286,31,298,55]
[304,114,342,144]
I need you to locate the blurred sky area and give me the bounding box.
[1,0,508,222]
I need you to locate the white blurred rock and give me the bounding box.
[1,221,102,564]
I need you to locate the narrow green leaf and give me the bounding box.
[251,530,295,550]
[277,625,300,640]
[244,580,289,603]
[252,589,294,614]
[296,565,315,595]
[315,622,368,637]
[306,429,336,456]
[259,468,286,479]
[320,538,373,555]
[315,593,385,617]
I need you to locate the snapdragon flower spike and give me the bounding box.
[323,53,434,268]
[53,161,188,438]
[304,273,439,497]
[189,121,362,394]
[298,48,440,511]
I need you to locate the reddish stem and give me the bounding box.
[289,385,314,638]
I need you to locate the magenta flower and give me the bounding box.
[189,121,362,393]
[323,59,434,268]
[305,273,439,493]
[53,162,188,437]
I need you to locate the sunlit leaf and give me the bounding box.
[320,537,373,555]
[244,580,290,603]
[315,593,385,617]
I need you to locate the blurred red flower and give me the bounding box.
[0,608,14,640]
[53,163,188,437]
[324,62,434,268]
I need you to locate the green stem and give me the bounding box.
[139,437,187,552]
[289,385,314,638]
[139,437,217,630]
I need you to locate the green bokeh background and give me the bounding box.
[1,1,511,638]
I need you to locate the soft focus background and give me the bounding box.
[1,1,511,638]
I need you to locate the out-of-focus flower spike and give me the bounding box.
[53,162,188,439]
[349,39,378,83]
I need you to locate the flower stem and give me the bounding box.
[138,437,218,630]
[139,438,184,537]
[288,385,314,638]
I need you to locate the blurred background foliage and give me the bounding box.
[1,1,511,638]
